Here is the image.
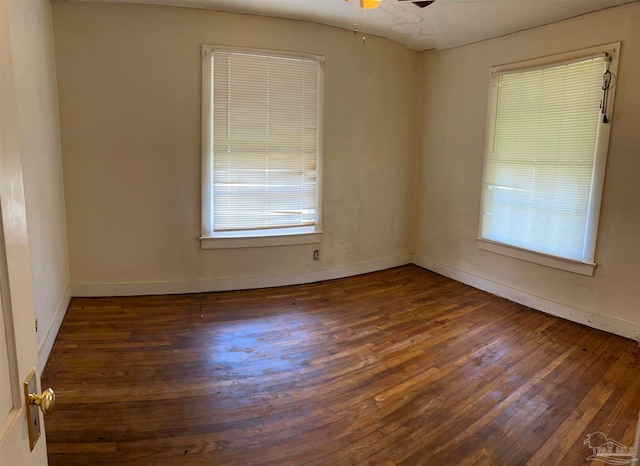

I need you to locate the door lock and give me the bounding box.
[23,368,55,451]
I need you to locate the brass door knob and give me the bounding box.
[28,388,55,415]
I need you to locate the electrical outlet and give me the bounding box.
[313,250,319,261]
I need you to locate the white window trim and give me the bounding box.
[477,43,621,275]
[201,229,323,250]
[477,239,596,276]
[200,45,324,249]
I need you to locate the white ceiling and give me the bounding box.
[78,0,638,51]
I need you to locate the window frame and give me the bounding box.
[477,43,621,276]
[200,45,324,250]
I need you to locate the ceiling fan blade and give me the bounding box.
[398,0,435,7]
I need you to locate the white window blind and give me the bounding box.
[205,48,320,236]
[480,54,611,264]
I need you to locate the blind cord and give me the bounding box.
[601,57,614,124]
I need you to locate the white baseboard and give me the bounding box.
[412,253,640,342]
[38,283,72,372]
[71,254,413,297]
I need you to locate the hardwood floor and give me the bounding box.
[42,265,640,465]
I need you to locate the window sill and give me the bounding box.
[476,239,596,276]
[200,229,323,250]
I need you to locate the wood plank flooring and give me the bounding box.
[42,265,640,465]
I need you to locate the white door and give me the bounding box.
[0,0,50,463]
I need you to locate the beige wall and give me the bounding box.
[52,2,418,291]
[51,1,638,336]
[8,0,70,368]
[415,3,640,329]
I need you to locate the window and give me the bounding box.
[201,46,323,249]
[478,44,619,276]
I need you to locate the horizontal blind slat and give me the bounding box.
[211,49,320,232]
[481,56,605,262]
